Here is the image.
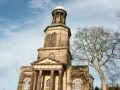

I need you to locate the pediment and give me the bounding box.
[31,57,62,65]
[38,58,60,65]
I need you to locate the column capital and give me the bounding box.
[51,70,54,73]
[59,69,62,72]
[38,70,42,76]
[59,69,63,75]
[39,70,42,72]
[33,70,37,74]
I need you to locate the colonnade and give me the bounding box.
[33,69,63,90]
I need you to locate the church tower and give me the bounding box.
[39,6,72,65]
[17,6,93,90]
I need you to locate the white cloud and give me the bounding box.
[0,9,54,89]
[64,0,120,32]
[0,12,50,68]
[0,18,8,22]
[28,0,54,10]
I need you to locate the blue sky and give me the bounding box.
[0,0,120,90]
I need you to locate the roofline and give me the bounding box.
[44,24,71,36]
[52,8,67,16]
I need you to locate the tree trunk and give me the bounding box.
[98,68,108,90]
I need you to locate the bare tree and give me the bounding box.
[71,27,120,90]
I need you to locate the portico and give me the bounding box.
[31,58,65,90]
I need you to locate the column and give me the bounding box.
[30,72,35,90]
[17,74,24,90]
[58,70,63,90]
[50,70,54,90]
[37,70,42,90]
[33,71,38,90]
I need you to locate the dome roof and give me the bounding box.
[54,5,65,10]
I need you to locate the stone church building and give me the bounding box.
[17,6,94,90]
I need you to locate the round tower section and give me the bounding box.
[52,6,67,25]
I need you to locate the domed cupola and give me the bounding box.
[52,5,67,25]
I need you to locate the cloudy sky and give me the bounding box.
[0,0,120,90]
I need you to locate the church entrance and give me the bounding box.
[41,70,63,90]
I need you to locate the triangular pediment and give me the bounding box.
[31,57,62,65]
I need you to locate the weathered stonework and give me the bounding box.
[17,6,94,90]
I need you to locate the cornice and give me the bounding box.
[44,24,71,36]
[38,46,69,51]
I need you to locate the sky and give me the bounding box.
[0,0,120,90]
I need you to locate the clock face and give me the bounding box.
[48,53,55,59]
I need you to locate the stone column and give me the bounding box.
[67,67,72,90]
[58,70,63,90]
[33,71,38,90]
[37,70,42,90]
[17,74,24,90]
[30,72,35,90]
[50,70,54,90]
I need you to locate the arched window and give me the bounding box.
[51,32,57,47]
[23,78,31,90]
[45,33,57,47]
[72,79,83,90]
[45,34,51,47]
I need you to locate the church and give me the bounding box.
[17,6,94,90]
